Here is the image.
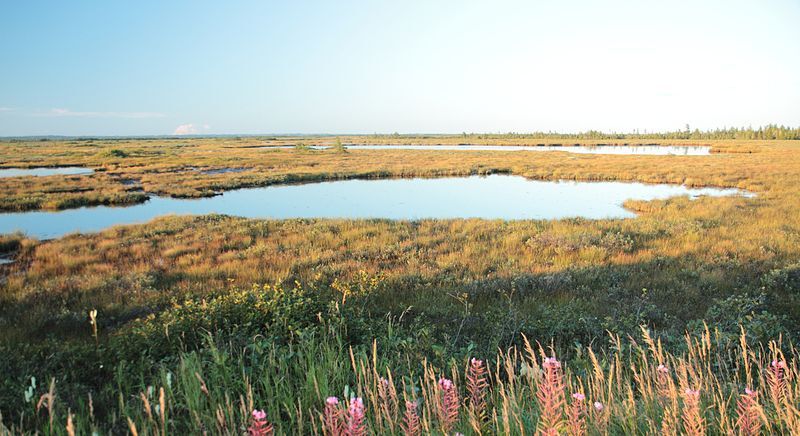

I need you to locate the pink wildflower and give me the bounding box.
[537,356,565,435]
[592,400,609,434]
[737,387,761,435]
[543,357,561,369]
[248,409,273,436]
[402,400,421,436]
[439,378,454,391]
[656,364,672,400]
[323,396,343,436]
[346,397,366,436]
[377,376,396,423]
[768,359,788,407]
[682,388,703,435]
[438,377,460,433]
[567,392,587,435]
[771,360,787,369]
[467,357,489,424]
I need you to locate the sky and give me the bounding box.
[1,0,798,136]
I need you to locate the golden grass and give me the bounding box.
[0,137,792,211]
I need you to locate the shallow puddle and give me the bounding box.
[0,167,94,178]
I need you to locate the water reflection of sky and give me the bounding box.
[0,167,94,178]
[0,175,750,240]
[264,144,711,155]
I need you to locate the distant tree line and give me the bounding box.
[370,125,800,140]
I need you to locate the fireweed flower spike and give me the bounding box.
[537,357,565,435]
[736,388,761,435]
[248,409,273,436]
[346,397,366,436]
[467,357,488,425]
[656,364,671,399]
[323,396,343,436]
[768,360,788,406]
[438,377,460,433]
[682,388,703,436]
[568,392,587,435]
[543,357,562,368]
[377,376,396,422]
[402,400,421,436]
[592,401,609,433]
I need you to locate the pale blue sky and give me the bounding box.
[1,0,798,136]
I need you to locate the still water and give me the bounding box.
[0,167,94,178]
[266,145,711,155]
[0,175,749,240]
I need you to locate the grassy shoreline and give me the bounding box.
[0,138,789,212]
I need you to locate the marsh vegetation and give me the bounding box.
[0,136,782,212]
[0,135,799,433]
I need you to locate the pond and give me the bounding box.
[265,144,711,155]
[0,175,751,240]
[0,167,94,178]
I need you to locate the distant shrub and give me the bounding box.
[111,283,328,360]
[689,293,786,343]
[99,148,129,158]
[762,264,800,294]
[761,264,800,328]
[598,230,636,253]
[332,138,348,153]
[0,233,23,253]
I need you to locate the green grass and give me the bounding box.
[2,291,799,434]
